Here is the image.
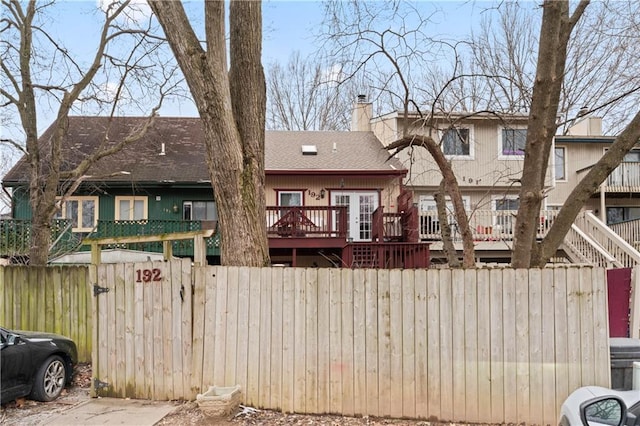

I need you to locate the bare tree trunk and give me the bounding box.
[435,179,461,267]
[512,0,589,268]
[387,135,475,267]
[149,1,269,266]
[533,109,640,266]
[4,0,169,265]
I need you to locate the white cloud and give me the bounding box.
[97,0,152,25]
[321,64,344,86]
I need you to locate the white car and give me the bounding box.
[559,386,640,426]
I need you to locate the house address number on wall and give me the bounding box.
[135,268,162,283]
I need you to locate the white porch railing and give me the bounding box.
[573,211,640,268]
[606,162,640,190]
[610,219,640,249]
[418,209,559,242]
[419,208,640,267]
[562,224,620,268]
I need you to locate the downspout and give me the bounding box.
[600,181,606,222]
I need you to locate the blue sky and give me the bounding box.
[0,0,510,212]
[2,1,491,138]
[47,1,484,66]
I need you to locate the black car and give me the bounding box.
[0,327,78,404]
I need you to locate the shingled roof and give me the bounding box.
[3,116,404,186]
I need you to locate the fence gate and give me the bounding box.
[607,267,632,337]
[91,259,193,399]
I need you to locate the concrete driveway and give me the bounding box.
[46,398,175,425]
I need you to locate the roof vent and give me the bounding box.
[301,145,318,155]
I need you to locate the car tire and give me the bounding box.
[30,355,67,402]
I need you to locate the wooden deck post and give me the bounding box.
[90,242,101,265]
[193,235,206,266]
[163,240,173,261]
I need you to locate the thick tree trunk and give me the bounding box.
[512,0,589,268]
[533,109,640,266]
[149,0,269,266]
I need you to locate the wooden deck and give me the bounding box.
[266,205,429,268]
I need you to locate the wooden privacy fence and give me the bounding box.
[92,260,610,425]
[0,265,92,362]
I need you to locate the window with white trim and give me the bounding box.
[441,126,473,158]
[499,127,527,157]
[183,201,218,221]
[554,146,566,181]
[54,196,98,232]
[115,196,147,221]
[278,191,303,206]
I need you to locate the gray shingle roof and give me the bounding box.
[265,131,403,172]
[3,117,404,186]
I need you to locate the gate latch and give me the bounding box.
[93,284,110,297]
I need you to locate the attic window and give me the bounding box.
[301,145,317,155]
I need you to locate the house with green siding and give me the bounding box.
[2,116,428,268]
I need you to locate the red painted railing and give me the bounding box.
[342,242,430,269]
[266,206,348,238]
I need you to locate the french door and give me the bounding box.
[332,191,379,241]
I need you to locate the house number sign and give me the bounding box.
[307,189,326,200]
[135,268,162,283]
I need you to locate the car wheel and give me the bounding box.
[30,355,67,402]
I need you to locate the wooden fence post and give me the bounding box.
[630,266,640,338]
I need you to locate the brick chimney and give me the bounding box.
[351,95,372,132]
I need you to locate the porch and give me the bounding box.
[418,209,559,242]
[597,162,640,193]
[266,205,430,268]
[5,207,640,268]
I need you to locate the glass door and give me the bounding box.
[332,191,379,241]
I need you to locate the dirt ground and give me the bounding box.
[157,402,437,425]
[0,363,449,425]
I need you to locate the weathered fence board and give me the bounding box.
[92,260,193,399]
[179,264,611,424]
[0,265,91,362]
[1,262,611,424]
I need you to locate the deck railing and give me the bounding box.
[88,219,221,256]
[562,224,620,268]
[606,162,640,190]
[610,218,640,248]
[0,219,81,258]
[418,209,560,241]
[342,242,430,269]
[572,211,640,268]
[266,206,347,238]
[372,208,404,241]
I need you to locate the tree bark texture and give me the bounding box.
[149,0,270,266]
[512,0,590,268]
[533,110,640,266]
[387,135,475,268]
[435,180,461,268]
